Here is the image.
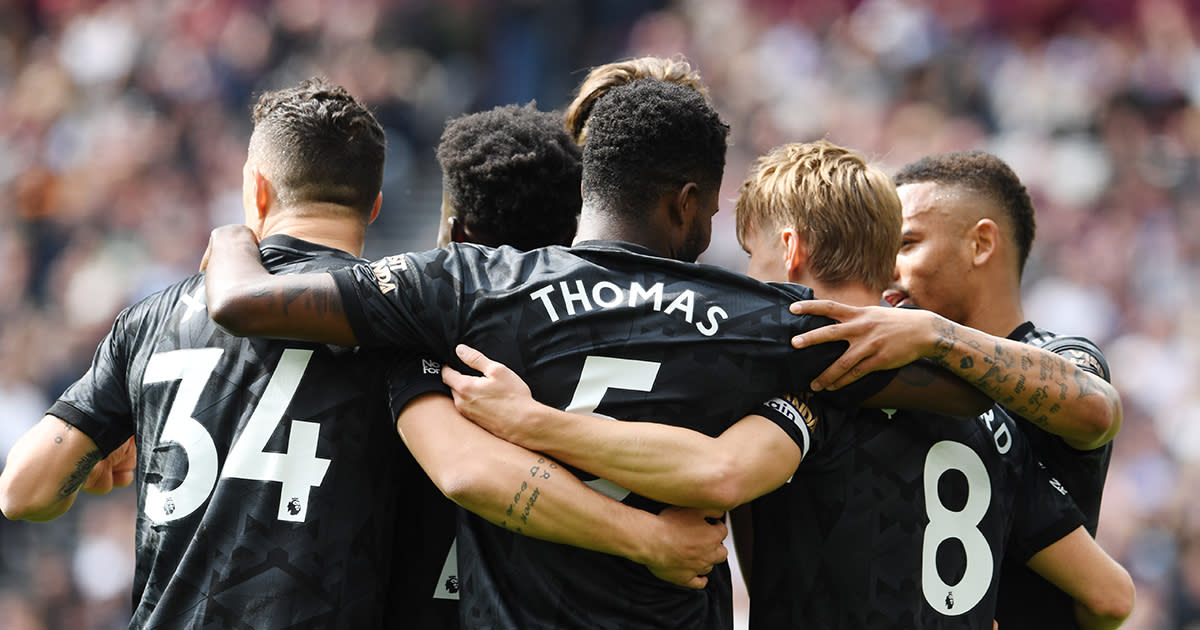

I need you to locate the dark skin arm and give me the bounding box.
[859,360,993,418]
[202,225,358,346]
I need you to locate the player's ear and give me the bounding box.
[252,169,272,220]
[781,228,808,282]
[367,192,382,225]
[970,218,999,267]
[673,182,700,227]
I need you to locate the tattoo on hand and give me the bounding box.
[58,449,102,498]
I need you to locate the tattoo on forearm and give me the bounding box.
[500,457,557,534]
[930,318,957,362]
[58,449,102,498]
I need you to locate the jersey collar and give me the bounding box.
[571,240,662,257]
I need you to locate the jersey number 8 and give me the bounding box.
[142,348,330,524]
[922,440,993,616]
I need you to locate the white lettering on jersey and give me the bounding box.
[369,256,406,295]
[977,409,1012,455]
[528,281,725,336]
[422,359,442,375]
[663,290,695,322]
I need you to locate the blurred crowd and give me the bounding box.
[0,0,1197,628]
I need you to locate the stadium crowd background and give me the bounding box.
[0,0,1196,628]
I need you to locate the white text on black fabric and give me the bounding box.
[529,280,729,336]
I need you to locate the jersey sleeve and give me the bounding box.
[328,253,451,352]
[47,309,137,456]
[387,357,452,421]
[1006,459,1087,563]
[753,393,828,465]
[1038,336,1111,382]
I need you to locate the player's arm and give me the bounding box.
[1025,527,1135,630]
[442,344,804,511]
[202,224,358,346]
[0,416,133,521]
[397,393,729,588]
[791,300,1121,449]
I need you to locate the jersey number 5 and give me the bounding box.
[142,348,329,524]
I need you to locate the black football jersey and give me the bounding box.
[745,397,1085,630]
[386,356,462,628]
[48,235,440,629]
[329,240,895,629]
[993,322,1114,630]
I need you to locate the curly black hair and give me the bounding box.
[894,151,1036,276]
[582,79,729,219]
[436,103,582,250]
[250,77,386,219]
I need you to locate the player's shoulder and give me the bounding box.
[122,273,207,323]
[1020,323,1110,381]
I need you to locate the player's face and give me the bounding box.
[891,182,975,324]
[740,221,789,283]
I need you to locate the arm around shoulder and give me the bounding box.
[203,225,358,345]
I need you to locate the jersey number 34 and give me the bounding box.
[142,348,329,525]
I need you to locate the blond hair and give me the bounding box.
[735,140,902,292]
[565,56,710,145]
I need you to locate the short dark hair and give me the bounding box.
[582,79,729,219]
[437,103,582,250]
[249,77,385,219]
[894,151,1036,276]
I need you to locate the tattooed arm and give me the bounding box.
[790,301,1122,450]
[0,415,121,521]
[397,393,729,588]
[442,345,806,512]
[203,225,358,346]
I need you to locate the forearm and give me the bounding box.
[1027,527,1135,629]
[0,416,102,521]
[512,406,749,510]
[204,225,357,345]
[399,395,663,564]
[924,316,1121,448]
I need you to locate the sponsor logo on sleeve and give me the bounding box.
[369,256,407,295]
[1061,348,1105,376]
[764,394,816,463]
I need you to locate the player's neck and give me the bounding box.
[808,282,880,308]
[961,279,1025,338]
[258,210,368,258]
[574,205,671,256]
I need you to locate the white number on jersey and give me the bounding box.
[564,356,660,501]
[142,348,329,524]
[921,440,993,615]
